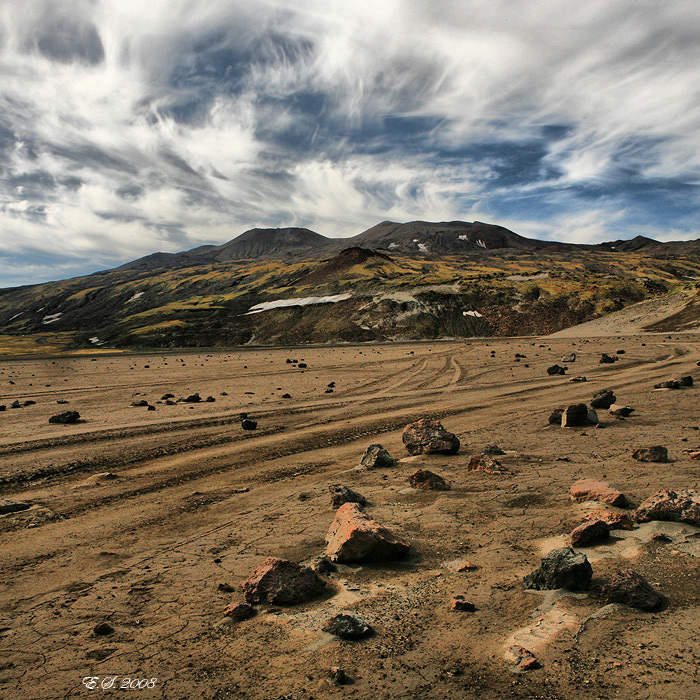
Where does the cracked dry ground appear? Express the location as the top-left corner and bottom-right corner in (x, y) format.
(1, 336), (700, 700)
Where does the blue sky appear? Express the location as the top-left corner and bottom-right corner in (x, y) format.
(1, 0), (699, 287)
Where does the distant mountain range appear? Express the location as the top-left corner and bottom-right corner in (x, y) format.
(117, 220), (698, 272)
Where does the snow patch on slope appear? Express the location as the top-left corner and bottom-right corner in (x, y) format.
(245, 294), (352, 315)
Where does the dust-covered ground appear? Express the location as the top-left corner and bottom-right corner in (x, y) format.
(1, 336), (700, 700)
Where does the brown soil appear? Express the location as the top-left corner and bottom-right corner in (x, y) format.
(1, 336), (700, 699)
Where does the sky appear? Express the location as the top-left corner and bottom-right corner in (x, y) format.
(1, 0), (700, 287)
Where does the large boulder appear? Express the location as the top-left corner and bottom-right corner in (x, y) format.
(325, 503), (410, 562)
(635, 489), (700, 526)
(562, 403), (598, 427)
(523, 547), (592, 591)
(402, 419), (459, 456)
(582, 509), (634, 530)
(570, 519), (610, 547)
(408, 469), (450, 490)
(591, 389), (616, 409)
(601, 569), (663, 611)
(632, 446), (668, 463)
(241, 557), (326, 606)
(359, 444), (396, 469)
(570, 479), (627, 508)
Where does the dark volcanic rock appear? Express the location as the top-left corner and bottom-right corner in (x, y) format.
(182, 393), (202, 403)
(483, 444), (505, 455)
(569, 376), (587, 383)
(679, 375), (693, 387)
(609, 404), (635, 418)
(402, 419), (459, 456)
(654, 380), (679, 389)
(329, 484), (367, 508)
(636, 489), (700, 526)
(449, 595), (476, 612)
(325, 502), (410, 562)
(591, 389), (616, 409)
(93, 622), (114, 636)
(409, 469), (450, 490)
(329, 667), (352, 685)
(548, 408), (564, 425)
(242, 557), (326, 606)
(570, 519), (610, 547)
(562, 403), (592, 427)
(130, 399), (149, 407)
(323, 613), (373, 640)
(547, 364), (567, 376)
(632, 446), (668, 463)
(241, 419), (257, 430)
(359, 444), (396, 469)
(599, 353), (617, 364)
(49, 411), (80, 424)
(523, 547), (592, 591)
(222, 602), (257, 621)
(601, 569), (663, 611)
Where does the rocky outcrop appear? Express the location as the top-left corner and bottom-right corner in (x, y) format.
(635, 489), (700, 526)
(241, 557), (326, 605)
(402, 419), (459, 456)
(570, 479), (627, 508)
(325, 503), (410, 562)
(601, 569), (663, 611)
(523, 547), (592, 591)
(467, 454), (512, 475)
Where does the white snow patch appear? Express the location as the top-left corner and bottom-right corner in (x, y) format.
(42, 312), (63, 324)
(412, 238), (419, 242)
(245, 293), (352, 315)
(127, 292), (145, 302)
(476, 239), (487, 249)
(8, 313), (22, 321)
(388, 242), (400, 249)
(418, 243), (429, 253)
(89, 336), (105, 345)
(458, 234), (469, 241)
(463, 310), (483, 318)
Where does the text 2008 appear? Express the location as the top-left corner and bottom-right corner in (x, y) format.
(82, 677), (158, 690)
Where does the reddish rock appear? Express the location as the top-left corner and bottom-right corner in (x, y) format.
(223, 602), (256, 621)
(570, 519), (610, 547)
(582, 509), (634, 530)
(601, 569), (664, 611)
(449, 595), (476, 612)
(325, 502), (410, 563)
(241, 557), (326, 605)
(467, 454), (512, 475)
(569, 479), (627, 508)
(635, 489), (700, 526)
(505, 644), (540, 671)
(409, 469), (450, 490)
(632, 446), (668, 463)
(402, 419), (460, 456)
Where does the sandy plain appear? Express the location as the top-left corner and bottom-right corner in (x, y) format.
(1, 334), (700, 700)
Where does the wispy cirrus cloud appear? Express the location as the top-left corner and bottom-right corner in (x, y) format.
(0, 0), (699, 286)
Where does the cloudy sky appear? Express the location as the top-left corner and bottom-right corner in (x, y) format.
(1, 1), (699, 287)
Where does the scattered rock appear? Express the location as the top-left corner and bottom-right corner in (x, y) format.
(599, 353), (617, 364)
(483, 444), (505, 455)
(218, 582), (235, 592)
(241, 557), (326, 606)
(359, 444), (396, 469)
(298, 363), (307, 369)
(679, 375), (693, 387)
(205, 396), (216, 402)
(467, 454), (512, 475)
(222, 602), (257, 621)
(329, 484), (367, 508)
(93, 622), (114, 636)
(281, 393), (292, 399)
(600, 569), (663, 611)
(409, 469), (450, 490)
(569, 376), (587, 383)
(449, 595), (476, 612)
(561, 403), (598, 427)
(636, 489), (700, 526)
(308, 556), (337, 575)
(241, 419), (258, 430)
(329, 667), (352, 685)
(654, 380), (680, 390)
(325, 502), (410, 562)
(505, 644), (540, 671)
(569, 479), (627, 507)
(0, 498), (31, 514)
(147, 405), (156, 411)
(547, 364), (567, 376)
(609, 404), (635, 418)
(582, 509), (634, 530)
(570, 519), (610, 547)
(56, 399), (69, 404)
(548, 408), (564, 425)
(632, 446), (668, 463)
(182, 393), (202, 403)
(130, 399), (149, 407)
(523, 547), (592, 591)
(161, 393), (175, 400)
(561, 353), (576, 363)
(323, 613), (373, 640)
(591, 389), (616, 409)
(48, 411), (80, 424)
(402, 419), (460, 456)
